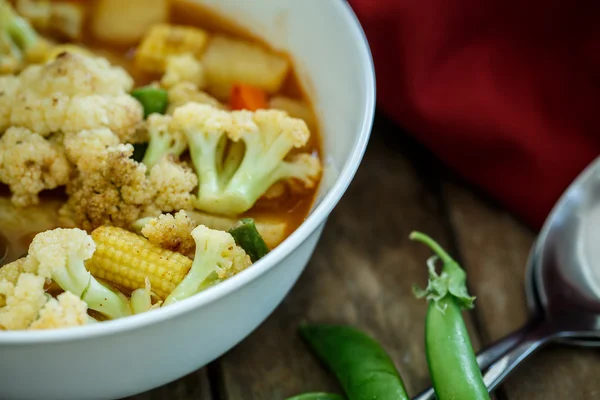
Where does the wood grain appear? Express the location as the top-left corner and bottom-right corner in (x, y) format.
(215, 125), (483, 399)
(124, 368), (213, 400)
(445, 183), (600, 399)
(122, 117), (600, 399)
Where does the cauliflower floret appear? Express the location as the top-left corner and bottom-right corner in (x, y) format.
(27, 227), (131, 319)
(147, 157), (198, 214)
(161, 52), (206, 89)
(140, 114), (187, 168)
(63, 128), (120, 174)
(10, 52), (143, 140)
(62, 142), (197, 231)
(141, 210), (196, 255)
(28, 291), (88, 330)
(0, 268), (88, 330)
(62, 144), (153, 231)
(130, 277), (162, 315)
(0, 127), (71, 207)
(166, 81), (224, 114)
(16, 0), (85, 41)
(0, 273), (47, 330)
(0, 75), (19, 132)
(0, 257), (36, 286)
(0, 0), (48, 75)
(164, 224), (251, 306)
(172, 103), (322, 215)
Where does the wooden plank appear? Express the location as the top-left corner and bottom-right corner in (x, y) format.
(215, 120), (484, 399)
(445, 183), (600, 399)
(123, 368), (213, 400)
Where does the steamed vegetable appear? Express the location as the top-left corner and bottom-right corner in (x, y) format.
(139, 210), (197, 256)
(230, 83), (268, 111)
(172, 102), (322, 215)
(131, 86), (169, 118)
(86, 226), (192, 300)
(166, 82), (225, 113)
(228, 218), (269, 262)
(130, 278), (161, 314)
(91, 0), (168, 45)
(163, 224), (251, 305)
(26, 228), (132, 320)
(16, 0), (85, 41)
(141, 114), (187, 168)
(202, 35), (290, 99)
(0, 0), (45, 74)
(135, 23), (209, 74)
(185, 210), (289, 249)
(161, 52), (206, 89)
(0, 127), (71, 208)
(61, 139), (197, 232)
(0, 272), (88, 330)
(411, 232), (490, 400)
(8, 52), (143, 140)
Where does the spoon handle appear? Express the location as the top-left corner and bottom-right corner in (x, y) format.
(482, 321), (554, 392)
(412, 321), (536, 400)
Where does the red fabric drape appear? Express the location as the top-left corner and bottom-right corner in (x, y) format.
(349, 0), (600, 228)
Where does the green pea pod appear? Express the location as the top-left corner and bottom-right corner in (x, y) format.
(131, 86), (168, 118)
(299, 324), (409, 400)
(286, 393), (344, 400)
(410, 231), (490, 400)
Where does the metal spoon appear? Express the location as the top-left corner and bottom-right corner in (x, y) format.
(481, 156), (600, 391)
(413, 159), (600, 400)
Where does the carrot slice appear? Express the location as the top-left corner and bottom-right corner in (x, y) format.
(229, 83), (268, 111)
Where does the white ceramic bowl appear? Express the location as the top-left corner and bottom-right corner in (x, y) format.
(0, 1), (375, 399)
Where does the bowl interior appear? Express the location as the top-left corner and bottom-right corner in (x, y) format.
(0, 0), (375, 342)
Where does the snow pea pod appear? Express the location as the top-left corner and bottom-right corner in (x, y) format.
(299, 324), (409, 400)
(411, 231), (490, 400)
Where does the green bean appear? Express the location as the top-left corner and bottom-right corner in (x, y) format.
(299, 324), (409, 400)
(410, 231), (490, 400)
(131, 86), (168, 118)
(286, 393), (344, 400)
(228, 218), (269, 262)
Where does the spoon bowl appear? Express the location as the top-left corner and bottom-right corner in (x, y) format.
(481, 157), (600, 391)
(413, 158), (600, 400)
(525, 240), (600, 347)
(534, 159), (600, 317)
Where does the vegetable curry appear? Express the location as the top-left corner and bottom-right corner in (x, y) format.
(0, 0), (322, 258)
(0, 0), (322, 330)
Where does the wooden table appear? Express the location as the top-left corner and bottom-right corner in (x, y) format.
(127, 113), (600, 400)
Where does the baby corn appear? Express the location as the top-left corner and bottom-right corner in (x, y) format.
(86, 226), (192, 299)
(135, 23), (209, 73)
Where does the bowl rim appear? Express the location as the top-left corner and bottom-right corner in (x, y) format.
(0, 0), (376, 344)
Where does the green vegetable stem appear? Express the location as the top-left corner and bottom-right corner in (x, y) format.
(410, 231), (490, 400)
(228, 218), (269, 262)
(131, 86), (169, 118)
(299, 324), (410, 400)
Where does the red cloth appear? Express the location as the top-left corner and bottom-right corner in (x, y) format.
(348, 0), (600, 229)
